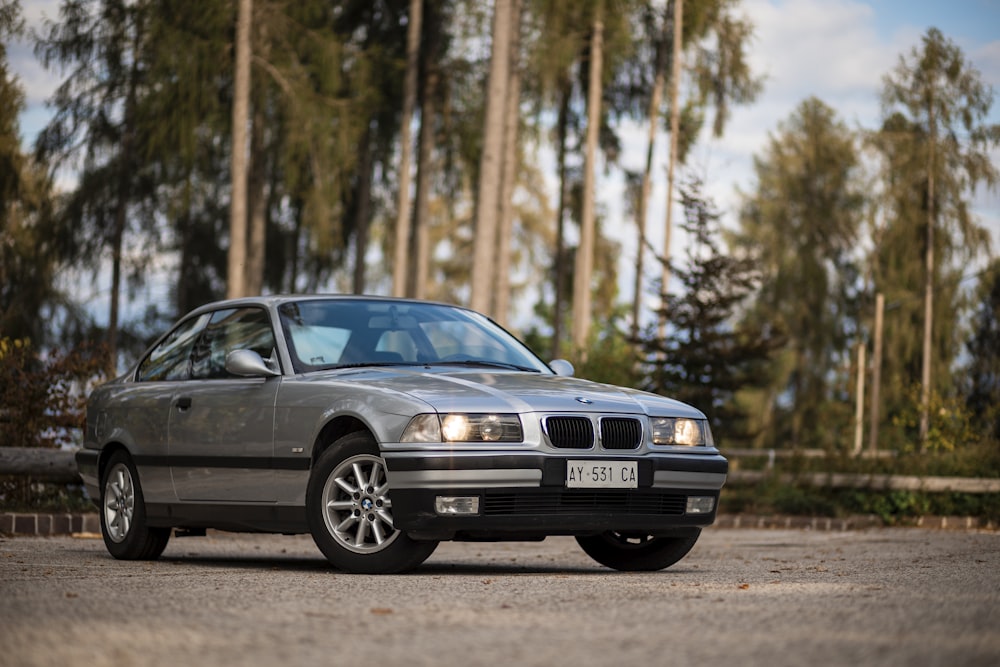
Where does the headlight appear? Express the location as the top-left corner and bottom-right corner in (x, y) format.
(650, 417), (707, 446)
(401, 413), (523, 443)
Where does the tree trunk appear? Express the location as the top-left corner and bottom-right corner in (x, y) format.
(411, 85), (435, 299)
(919, 93), (935, 446)
(631, 9), (669, 341)
(351, 124), (373, 294)
(109, 9), (144, 376)
(868, 292), (884, 452)
(227, 0), (252, 299)
(470, 0), (513, 315)
(658, 0), (683, 341)
(493, 0), (523, 327)
(412, 3), (441, 300)
(245, 102), (267, 295)
(176, 172), (194, 315)
(551, 81), (571, 360)
(571, 7), (603, 358)
(391, 0), (422, 298)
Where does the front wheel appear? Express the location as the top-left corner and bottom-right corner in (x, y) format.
(100, 450), (171, 560)
(306, 433), (438, 573)
(576, 530), (700, 571)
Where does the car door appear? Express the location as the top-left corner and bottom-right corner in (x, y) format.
(123, 312), (213, 504)
(167, 306), (280, 502)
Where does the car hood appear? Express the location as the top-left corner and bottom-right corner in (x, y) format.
(305, 367), (705, 418)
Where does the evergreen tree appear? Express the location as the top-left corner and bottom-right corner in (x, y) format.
(871, 28), (1000, 445)
(734, 97), (864, 449)
(641, 179), (780, 442)
(35, 0), (160, 371)
(965, 261), (1000, 442)
(0, 0), (61, 343)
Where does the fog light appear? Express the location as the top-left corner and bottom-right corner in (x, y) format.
(686, 496), (715, 515)
(435, 496), (481, 515)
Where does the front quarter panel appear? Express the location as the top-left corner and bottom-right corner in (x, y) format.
(271, 376), (434, 503)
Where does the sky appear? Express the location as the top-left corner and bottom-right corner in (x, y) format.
(6, 0), (1000, 334)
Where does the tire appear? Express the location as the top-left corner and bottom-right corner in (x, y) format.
(100, 450), (171, 560)
(306, 432), (438, 574)
(576, 530), (701, 572)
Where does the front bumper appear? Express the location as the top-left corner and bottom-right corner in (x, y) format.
(382, 450), (727, 540)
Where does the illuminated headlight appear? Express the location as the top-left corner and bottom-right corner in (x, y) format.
(401, 413), (523, 443)
(650, 417), (707, 446)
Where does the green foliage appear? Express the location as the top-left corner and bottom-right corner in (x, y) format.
(965, 260), (1000, 441)
(721, 482), (1000, 525)
(734, 97), (864, 449)
(870, 28), (999, 437)
(888, 383), (978, 454)
(0, 1), (64, 344)
(574, 318), (641, 388)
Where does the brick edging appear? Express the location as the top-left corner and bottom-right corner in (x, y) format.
(1, 512), (996, 537)
(713, 513), (998, 531)
(0, 512), (101, 536)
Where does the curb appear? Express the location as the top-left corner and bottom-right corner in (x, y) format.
(1, 512), (996, 537)
(713, 513), (998, 531)
(0, 512), (101, 536)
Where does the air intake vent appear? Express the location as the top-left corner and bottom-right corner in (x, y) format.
(482, 491), (687, 516)
(544, 416), (594, 449)
(600, 417), (642, 449)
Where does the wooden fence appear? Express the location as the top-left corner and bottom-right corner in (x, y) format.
(3, 446), (999, 493)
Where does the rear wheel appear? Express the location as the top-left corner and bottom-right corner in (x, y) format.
(576, 530), (700, 571)
(100, 450), (170, 560)
(306, 432), (437, 573)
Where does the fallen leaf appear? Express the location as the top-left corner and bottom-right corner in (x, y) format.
(738, 583), (750, 590)
(370, 608), (393, 615)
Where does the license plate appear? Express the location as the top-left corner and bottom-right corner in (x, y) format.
(566, 461), (638, 488)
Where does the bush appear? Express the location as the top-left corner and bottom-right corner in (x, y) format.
(0, 338), (106, 509)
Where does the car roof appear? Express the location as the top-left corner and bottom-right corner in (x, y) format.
(185, 294), (474, 318)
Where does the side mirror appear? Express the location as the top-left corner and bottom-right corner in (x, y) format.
(549, 359), (575, 377)
(226, 349), (281, 378)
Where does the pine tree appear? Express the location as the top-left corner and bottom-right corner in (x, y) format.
(641, 179), (781, 441)
(873, 28), (1000, 445)
(964, 261), (1000, 442)
(0, 0), (59, 342)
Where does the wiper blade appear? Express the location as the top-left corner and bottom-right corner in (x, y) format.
(431, 360), (541, 373)
(332, 361), (426, 370)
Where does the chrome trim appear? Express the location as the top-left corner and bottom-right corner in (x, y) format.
(388, 469), (542, 489)
(652, 470), (727, 490)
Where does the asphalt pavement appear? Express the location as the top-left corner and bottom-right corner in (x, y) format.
(1, 527), (997, 667)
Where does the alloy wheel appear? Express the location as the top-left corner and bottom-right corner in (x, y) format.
(321, 454), (399, 554)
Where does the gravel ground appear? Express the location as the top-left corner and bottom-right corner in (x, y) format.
(1, 527), (997, 667)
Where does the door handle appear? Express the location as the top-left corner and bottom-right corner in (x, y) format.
(175, 396), (193, 411)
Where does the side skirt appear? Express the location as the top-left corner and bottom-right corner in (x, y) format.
(145, 502), (309, 534)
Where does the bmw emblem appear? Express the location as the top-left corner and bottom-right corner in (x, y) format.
(575, 397), (593, 404)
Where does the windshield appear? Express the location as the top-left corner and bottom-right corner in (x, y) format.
(277, 299), (551, 374)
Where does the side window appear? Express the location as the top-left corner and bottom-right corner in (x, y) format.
(190, 307), (277, 380)
(136, 314), (211, 382)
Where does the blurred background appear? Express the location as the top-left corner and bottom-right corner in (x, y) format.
(2, 0), (999, 518)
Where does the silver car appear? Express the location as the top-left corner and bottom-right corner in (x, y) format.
(77, 296), (727, 573)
